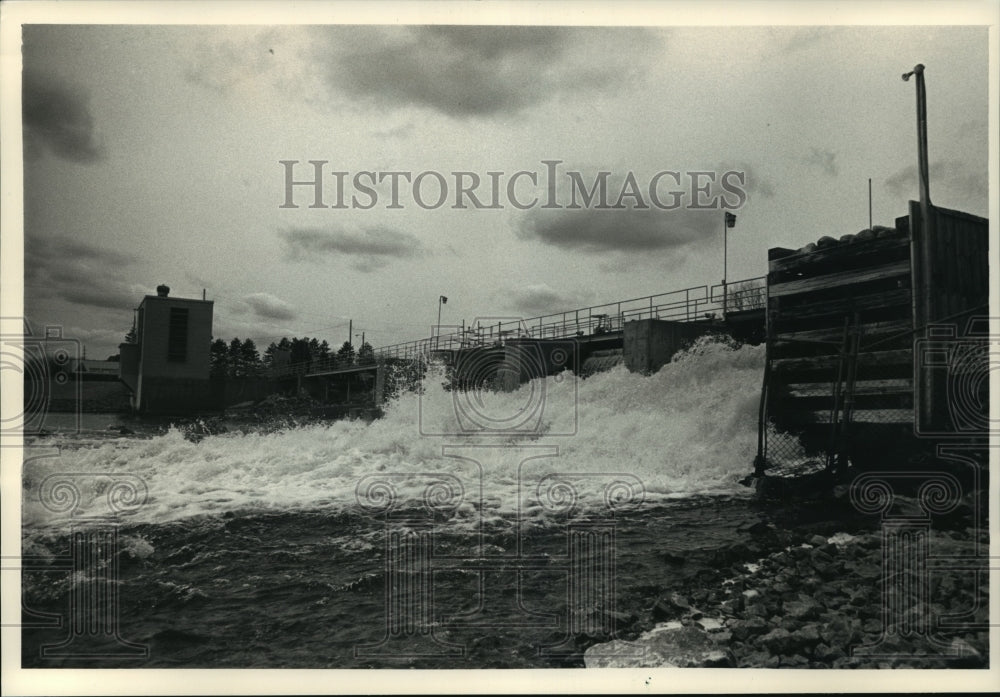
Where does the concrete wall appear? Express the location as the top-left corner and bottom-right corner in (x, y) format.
(497, 339), (578, 390)
(623, 319), (714, 374)
(118, 342), (140, 393)
(132, 294), (213, 413)
(138, 377), (213, 415)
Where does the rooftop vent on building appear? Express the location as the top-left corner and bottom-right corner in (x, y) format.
(156, 284), (170, 297)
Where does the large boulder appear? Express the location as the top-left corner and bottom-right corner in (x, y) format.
(584, 625), (733, 668)
(783, 594), (822, 621)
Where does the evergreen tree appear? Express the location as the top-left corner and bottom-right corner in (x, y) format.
(336, 340), (355, 366)
(228, 338), (244, 376)
(263, 341), (279, 367)
(357, 341), (375, 365)
(289, 337), (312, 367)
(263, 338), (294, 370)
(240, 338), (262, 377)
(210, 338), (230, 378)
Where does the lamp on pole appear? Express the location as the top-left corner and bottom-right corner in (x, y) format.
(723, 212), (736, 316)
(902, 64), (931, 210)
(436, 295), (448, 350)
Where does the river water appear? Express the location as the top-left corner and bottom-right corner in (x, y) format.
(21, 338), (814, 668)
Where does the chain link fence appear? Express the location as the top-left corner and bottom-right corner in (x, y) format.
(756, 318), (919, 477)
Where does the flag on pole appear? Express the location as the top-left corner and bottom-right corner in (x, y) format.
(725, 212), (737, 228)
(440, 295), (448, 304)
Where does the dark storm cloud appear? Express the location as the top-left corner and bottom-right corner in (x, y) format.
(805, 148), (838, 177)
(314, 25), (660, 117)
(26, 237), (138, 311)
(22, 70), (104, 163)
(884, 159), (988, 207)
(521, 206), (709, 254)
(279, 225), (425, 272)
(244, 293), (297, 322)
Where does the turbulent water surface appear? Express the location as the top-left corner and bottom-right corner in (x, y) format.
(21, 339), (804, 667)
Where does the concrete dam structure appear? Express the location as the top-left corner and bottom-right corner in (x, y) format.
(269, 278), (770, 417)
(111, 277), (766, 415)
(366, 278), (767, 397)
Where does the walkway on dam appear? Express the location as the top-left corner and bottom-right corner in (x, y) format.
(373, 276), (766, 362)
(266, 275), (765, 379)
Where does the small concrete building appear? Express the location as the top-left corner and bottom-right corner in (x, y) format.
(119, 284), (214, 414)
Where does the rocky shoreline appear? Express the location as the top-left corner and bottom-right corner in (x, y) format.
(586, 502), (989, 669)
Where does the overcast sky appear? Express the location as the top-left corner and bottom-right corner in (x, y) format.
(17, 19), (991, 359)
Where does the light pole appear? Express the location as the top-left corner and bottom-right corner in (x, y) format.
(903, 63), (935, 430)
(436, 295), (447, 350)
(723, 212), (736, 316)
(355, 332), (366, 363)
(902, 64), (931, 209)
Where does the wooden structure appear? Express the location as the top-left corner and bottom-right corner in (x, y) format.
(758, 203), (989, 473)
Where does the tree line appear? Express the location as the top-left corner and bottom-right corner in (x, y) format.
(210, 336), (375, 379)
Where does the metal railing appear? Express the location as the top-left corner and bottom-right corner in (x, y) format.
(266, 277), (766, 374)
(373, 276), (766, 362)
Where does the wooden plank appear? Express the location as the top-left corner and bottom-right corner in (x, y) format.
(941, 216), (960, 318)
(794, 408), (914, 425)
(785, 378), (912, 398)
(948, 211), (990, 312)
(768, 287), (911, 323)
(934, 205), (988, 226)
(768, 236), (910, 275)
(768, 247), (798, 261)
(963, 229), (984, 301)
(769, 260), (910, 298)
(909, 200), (934, 431)
(774, 319), (910, 347)
(771, 349), (912, 372)
(894, 214), (910, 236)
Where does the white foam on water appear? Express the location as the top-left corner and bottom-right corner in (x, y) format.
(22, 336), (768, 532)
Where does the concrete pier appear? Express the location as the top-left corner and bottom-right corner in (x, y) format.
(623, 319), (717, 374)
